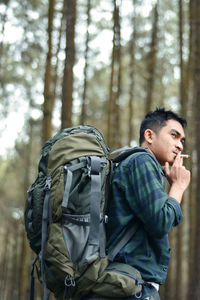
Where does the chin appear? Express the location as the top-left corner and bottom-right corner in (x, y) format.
(169, 157), (176, 165)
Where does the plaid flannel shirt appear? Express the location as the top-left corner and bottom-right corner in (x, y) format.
(106, 149), (182, 297)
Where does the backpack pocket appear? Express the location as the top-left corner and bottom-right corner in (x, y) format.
(24, 173), (47, 254)
(73, 259), (143, 299)
(45, 222), (75, 280)
(92, 261), (143, 297)
(62, 213), (99, 265)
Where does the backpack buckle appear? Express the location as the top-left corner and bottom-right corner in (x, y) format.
(87, 156), (101, 176)
(64, 274), (75, 287)
(45, 176), (52, 190)
(104, 215), (109, 223)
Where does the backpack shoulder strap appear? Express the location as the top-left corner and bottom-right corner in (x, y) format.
(41, 176), (52, 300)
(111, 147), (148, 164)
(108, 222), (140, 262)
(107, 147), (148, 262)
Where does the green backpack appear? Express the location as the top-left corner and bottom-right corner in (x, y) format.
(24, 125), (145, 300)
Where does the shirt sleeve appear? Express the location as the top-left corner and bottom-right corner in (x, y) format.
(119, 153), (183, 238)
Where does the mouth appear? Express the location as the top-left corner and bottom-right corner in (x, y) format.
(173, 152), (179, 157)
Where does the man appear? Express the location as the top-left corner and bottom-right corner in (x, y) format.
(105, 107), (191, 299)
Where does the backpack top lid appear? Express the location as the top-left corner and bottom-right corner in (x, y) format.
(38, 125), (110, 175)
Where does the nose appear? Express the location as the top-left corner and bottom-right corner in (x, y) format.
(176, 140), (183, 152)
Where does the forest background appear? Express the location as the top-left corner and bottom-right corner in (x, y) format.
(1, 0), (200, 299)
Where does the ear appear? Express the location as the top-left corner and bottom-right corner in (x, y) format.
(144, 129), (154, 145)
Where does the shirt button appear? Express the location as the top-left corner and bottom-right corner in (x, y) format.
(163, 267), (167, 272)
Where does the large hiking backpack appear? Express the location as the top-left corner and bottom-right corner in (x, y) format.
(24, 125), (146, 300)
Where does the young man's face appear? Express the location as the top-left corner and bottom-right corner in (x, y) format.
(146, 119), (185, 166)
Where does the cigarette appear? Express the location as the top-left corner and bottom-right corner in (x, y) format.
(180, 154), (190, 158)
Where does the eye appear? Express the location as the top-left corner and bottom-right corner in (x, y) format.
(171, 133), (176, 138)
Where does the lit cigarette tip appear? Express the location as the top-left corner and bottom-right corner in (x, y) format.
(180, 154), (190, 158)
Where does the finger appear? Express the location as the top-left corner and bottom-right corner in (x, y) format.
(179, 153), (183, 166)
(173, 153), (183, 166)
(164, 162), (170, 176)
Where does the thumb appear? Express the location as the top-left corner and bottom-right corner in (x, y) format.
(164, 162), (170, 177)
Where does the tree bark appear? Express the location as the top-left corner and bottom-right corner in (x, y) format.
(107, 0), (121, 149)
(0, 225), (10, 299)
(128, 0), (137, 146)
(164, 227), (178, 300)
(186, 0), (196, 297)
(53, 0), (66, 111)
(0, 0), (10, 92)
(175, 1), (189, 299)
(192, 1), (200, 299)
(18, 109), (35, 300)
(43, 0), (55, 143)
(80, 0), (91, 125)
(61, 0), (77, 129)
(145, 2), (158, 114)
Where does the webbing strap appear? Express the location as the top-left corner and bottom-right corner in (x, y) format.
(61, 168), (73, 209)
(99, 219), (106, 257)
(41, 176), (52, 300)
(30, 257), (38, 300)
(62, 214), (90, 226)
(154, 292), (160, 300)
(61, 161), (87, 210)
(108, 222), (140, 262)
(30, 272), (35, 300)
(88, 156), (102, 246)
(151, 288), (160, 300)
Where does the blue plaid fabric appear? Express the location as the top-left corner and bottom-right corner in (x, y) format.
(106, 149), (182, 298)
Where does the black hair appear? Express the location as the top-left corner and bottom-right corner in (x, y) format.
(139, 107), (187, 145)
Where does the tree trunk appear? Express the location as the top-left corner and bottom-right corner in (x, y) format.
(107, 0), (121, 150)
(9, 221), (20, 299)
(145, 2), (158, 114)
(53, 0), (66, 108)
(128, 0), (137, 146)
(164, 228), (178, 300)
(80, 0), (91, 125)
(61, 0), (77, 129)
(43, 0), (55, 143)
(0, 0), (10, 92)
(0, 225), (10, 300)
(186, 1), (196, 298)
(175, 1), (189, 299)
(192, 1), (200, 299)
(18, 233), (31, 300)
(18, 111), (35, 300)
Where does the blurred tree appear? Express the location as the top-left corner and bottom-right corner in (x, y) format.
(128, 0), (137, 146)
(43, 0), (56, 143)
(145, 1), (159, 114)
(18, 114), (36, 300)
(80, 0), (91, 124)
(186, 0), (199, 299)
(192, 0), (200, 298)
(187, 2), (196, 298)
(0, 224), (10, 299)
(61, 0), (77, 129)
(107, 0), (122, 149)
(175, 1), (192, 299)
(0, 0), (10, 82)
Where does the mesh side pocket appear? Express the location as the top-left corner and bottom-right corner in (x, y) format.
(62, 214), (99, 265)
